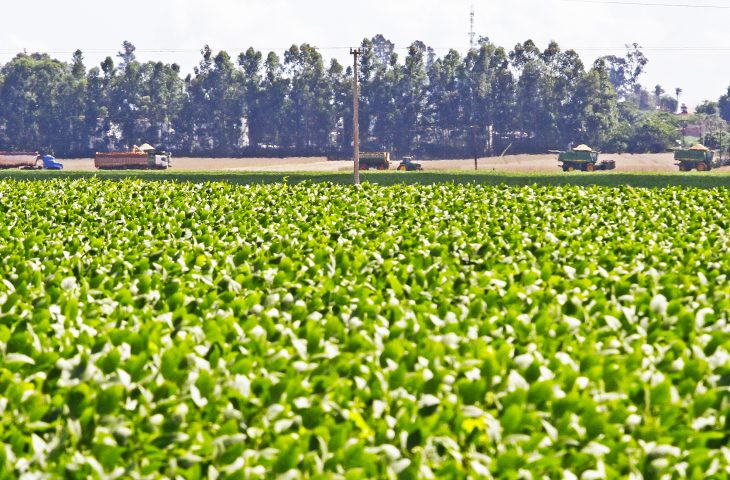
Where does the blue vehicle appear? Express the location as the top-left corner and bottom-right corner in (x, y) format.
(0, 152), (64, 170)
(38, 154), (64, 170)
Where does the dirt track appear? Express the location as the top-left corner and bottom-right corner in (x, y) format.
(60, 153), (730, 173)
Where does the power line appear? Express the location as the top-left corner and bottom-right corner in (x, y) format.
(561, 0), (730, 8)
(3, 44), (730, 60)
(3, 45), (730, 55)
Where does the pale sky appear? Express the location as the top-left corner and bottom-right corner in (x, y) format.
(2, 0), (729, 107)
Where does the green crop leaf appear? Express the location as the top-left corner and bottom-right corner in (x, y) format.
(96, 385), (125, 415)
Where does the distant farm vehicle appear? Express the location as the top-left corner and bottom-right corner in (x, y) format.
(358, 152), (390, 170)
(0, 152), (63, 170)
(674, 144), (725, 171)
(397, 156), (423, 171)
(555, 144), (616, 172)
(95, 144), (171, 170)
(38, 155), (64, 170)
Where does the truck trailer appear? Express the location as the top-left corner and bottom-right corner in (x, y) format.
(556, 145), (616, 172)
(674, 144), (718, 171)
(95, 145), (171, 170)
(358, 152), (391, 170)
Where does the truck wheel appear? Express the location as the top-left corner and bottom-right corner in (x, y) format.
(586, 163), (595, 172)
(696, 163), (707, 172)
(398, 165), (406, 171)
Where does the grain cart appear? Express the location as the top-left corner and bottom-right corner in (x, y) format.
(0, 152), (63, 170)
(556, 144), (616, 172)
(358, 152), (391, 170)
(674, 144), (717, 171)
(95, 144), (171, 170)
(397, 156), (423, 171)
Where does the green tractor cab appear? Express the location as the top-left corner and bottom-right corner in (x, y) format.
(397, 156), (423, 171)
(674, 144), (715, 171)
(556, 145), (616, 172)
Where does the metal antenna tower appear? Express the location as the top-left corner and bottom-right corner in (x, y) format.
(469, 4), (475, 48)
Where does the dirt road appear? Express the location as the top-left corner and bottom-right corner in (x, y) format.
(60, 153), (730, 173)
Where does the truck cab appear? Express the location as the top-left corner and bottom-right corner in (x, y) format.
(152, 152), (172, 169)
(37, 154), (64, 170)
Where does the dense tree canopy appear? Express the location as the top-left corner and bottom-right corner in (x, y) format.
(0, 38), (725, 157)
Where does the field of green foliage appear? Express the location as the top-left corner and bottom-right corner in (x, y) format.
(1, 179), (729, 479)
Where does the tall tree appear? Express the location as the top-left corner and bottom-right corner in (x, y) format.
(718, 86), (730, 122)
(598, 43), (648, 98)
(576, 59), (619, 148)
(238, 48), (264, 148)
(260, 52), (289, 148)
(328, 59), (352, 151)
(426, 49), (464, 151)
(117, 41), (137, 71)
(393, 41), (428, 155)
(282, 44), (334, 150)
(654, 85), (664, 110)
(56, 51), (88, 155)
(71, 49), (86, 79)
(674, 87), (682, 113)
(0, 53), (68, 152)
(361, 35), (400, 152)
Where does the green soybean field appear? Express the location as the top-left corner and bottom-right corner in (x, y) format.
(1, 178), (729, 479)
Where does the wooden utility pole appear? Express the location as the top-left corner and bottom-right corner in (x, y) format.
(471, 125), (478, 171)
(351, 48), (365, 185)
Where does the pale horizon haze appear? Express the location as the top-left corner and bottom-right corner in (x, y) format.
(2, 0), (729, 108)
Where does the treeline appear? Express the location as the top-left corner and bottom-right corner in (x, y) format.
(0, 36), (728, 158)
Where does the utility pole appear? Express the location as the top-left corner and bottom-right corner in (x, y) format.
(351, 47), (365, 185)
(471, 125), (478, 170)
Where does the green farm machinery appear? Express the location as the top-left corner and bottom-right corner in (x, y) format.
(358, 152), (391, 170)
(674, 144), (726, 171)
(555, 145), (616, 172)
(397, 156), (423, 171)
